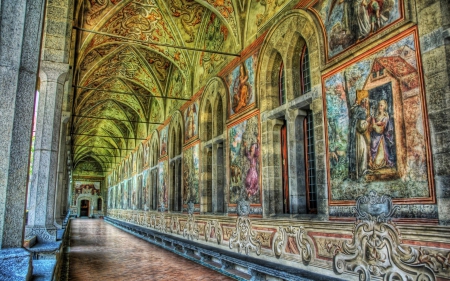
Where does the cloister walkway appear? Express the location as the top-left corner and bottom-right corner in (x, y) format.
(63, 219), (233, 281)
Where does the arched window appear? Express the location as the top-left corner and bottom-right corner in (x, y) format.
(279, 61), (286, 105)
(300, 45), (311, 94)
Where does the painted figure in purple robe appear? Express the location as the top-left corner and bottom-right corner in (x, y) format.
(369, 99), (395, 169)
(243, 141), (260, 198)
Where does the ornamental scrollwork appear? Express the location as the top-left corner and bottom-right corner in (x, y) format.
(273, 225), (312, 265)
(170, 216), (180, 234)
(155, 213), (166, 233)
(205, 220), (222, 244)
(333, 191), (436, 281)
(229, 217), (261, 256)
(183, 214), (199, 240)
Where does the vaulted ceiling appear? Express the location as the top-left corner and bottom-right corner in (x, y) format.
(71, 0), (293, 175)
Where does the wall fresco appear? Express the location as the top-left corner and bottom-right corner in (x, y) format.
(160, 126), (169, 156)
(228, 114), (260, 204)
(183, 144), (200, 204)
(313, 0), (402, 59)
(227, 53), (258, 116)
(184, 102), (199, 142)
(159, 161), (168, 208)
(142, 169), (150, 210)
(195, 13), (231, 91)
(324, 32), (430, 202)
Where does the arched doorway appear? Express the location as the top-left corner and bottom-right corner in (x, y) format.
(80, 200), (89, 217)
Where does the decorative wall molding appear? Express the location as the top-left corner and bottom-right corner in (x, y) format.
(229, 217), (261, 255)
(333, 191), (436, 280)
(273, 225), (312, 265)
(183, 214), (199, 240)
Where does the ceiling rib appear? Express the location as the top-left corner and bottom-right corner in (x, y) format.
(73, 115), (162, 125)
(73, 145), (134, 150)
(73, 85), (191, 101)
(73, 26), (241, 57)
(72, 133), (147, 140)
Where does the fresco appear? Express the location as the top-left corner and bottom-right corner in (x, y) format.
(195, 13), (230, 91)
(144, 143), (150, 168)
(324, 31), (430, 202)
(158, 161), (168, 209)
(168, 0), (205, 44)
(117, 183), (122, 209)
(227, 53), (258, 116)
(72, 181), (101, 206)
(184, 102), (198, 142)
(122, 181), (128, 209)
(313, 0), (402, 59)
(131, 175), (139, 209)
(142, 169), (150, 210)
(183, 144), (200, 204)
(160, 126), (168, 156)
(228, 114), (260, 204)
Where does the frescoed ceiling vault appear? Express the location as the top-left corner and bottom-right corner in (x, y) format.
(72, 0), (255, 175)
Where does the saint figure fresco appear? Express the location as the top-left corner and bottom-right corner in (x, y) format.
(324, 31), (430, 201)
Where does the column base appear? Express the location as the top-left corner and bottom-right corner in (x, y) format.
(0, 248), (32, 281)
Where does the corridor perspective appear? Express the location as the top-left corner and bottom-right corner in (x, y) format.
(63, 219), (233, 281)
(1, 0), (450, 280)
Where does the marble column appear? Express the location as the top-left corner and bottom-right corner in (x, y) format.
(0, 0), (46, 279)
(26, 61), (69, 242)
(54, 111), (70, 228)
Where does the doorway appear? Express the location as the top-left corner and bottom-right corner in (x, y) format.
(80, 200), (89, 217)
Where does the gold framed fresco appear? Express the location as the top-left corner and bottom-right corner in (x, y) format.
(227, 52), (259, 119)
(182, 141), (200, 206)
(323, 27), (434, 205)
(227, 111), (262, 206)
(311, 0), (405, 61)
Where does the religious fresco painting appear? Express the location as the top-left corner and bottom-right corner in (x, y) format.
(158, 161), (168, 208)
(142, 169), (150, 210)
(324, 30), (431, 202)
(227, 53), (258, 116)
(122, 180), (128, 209)
(117, 183), (122, 209)
(183, 144), (200, 204)
(228, 114), (261, 204)
(131, 175), (139, 210)
(313, 0), (402, 59)
(184, 101), (199, 142)
(160, 126), (168, 156)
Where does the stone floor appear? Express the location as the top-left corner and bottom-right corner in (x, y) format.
(64, 219), (234, 281)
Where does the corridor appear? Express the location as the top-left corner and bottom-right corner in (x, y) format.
(63, 219), (234, 281)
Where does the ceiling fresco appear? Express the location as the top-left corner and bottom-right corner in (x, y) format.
(72, 0), (269, 176)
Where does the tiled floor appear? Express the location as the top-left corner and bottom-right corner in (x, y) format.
(65, 219), (233, 281)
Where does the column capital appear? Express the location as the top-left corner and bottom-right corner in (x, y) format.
(39, 61), (69, 83)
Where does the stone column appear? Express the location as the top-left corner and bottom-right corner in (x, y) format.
(54, 111), (70, 228)
(26, 61), (68, 242)
(0, 0), (46, 278)
(286, 109), (307, 214)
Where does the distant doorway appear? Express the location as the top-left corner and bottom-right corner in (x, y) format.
(80, 200), (89, 217)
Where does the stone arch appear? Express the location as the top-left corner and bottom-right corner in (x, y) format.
(257, 11), (327, 217)
(257, 10), (324, 112)
(168, 111), (183, 212)
(199, 77), (228, 214)
(76, 195), (94, 218)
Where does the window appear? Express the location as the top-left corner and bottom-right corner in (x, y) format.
(304, 111), (317, 213)
(300, 45), (311, 94)
(279, 61), (286, 105)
